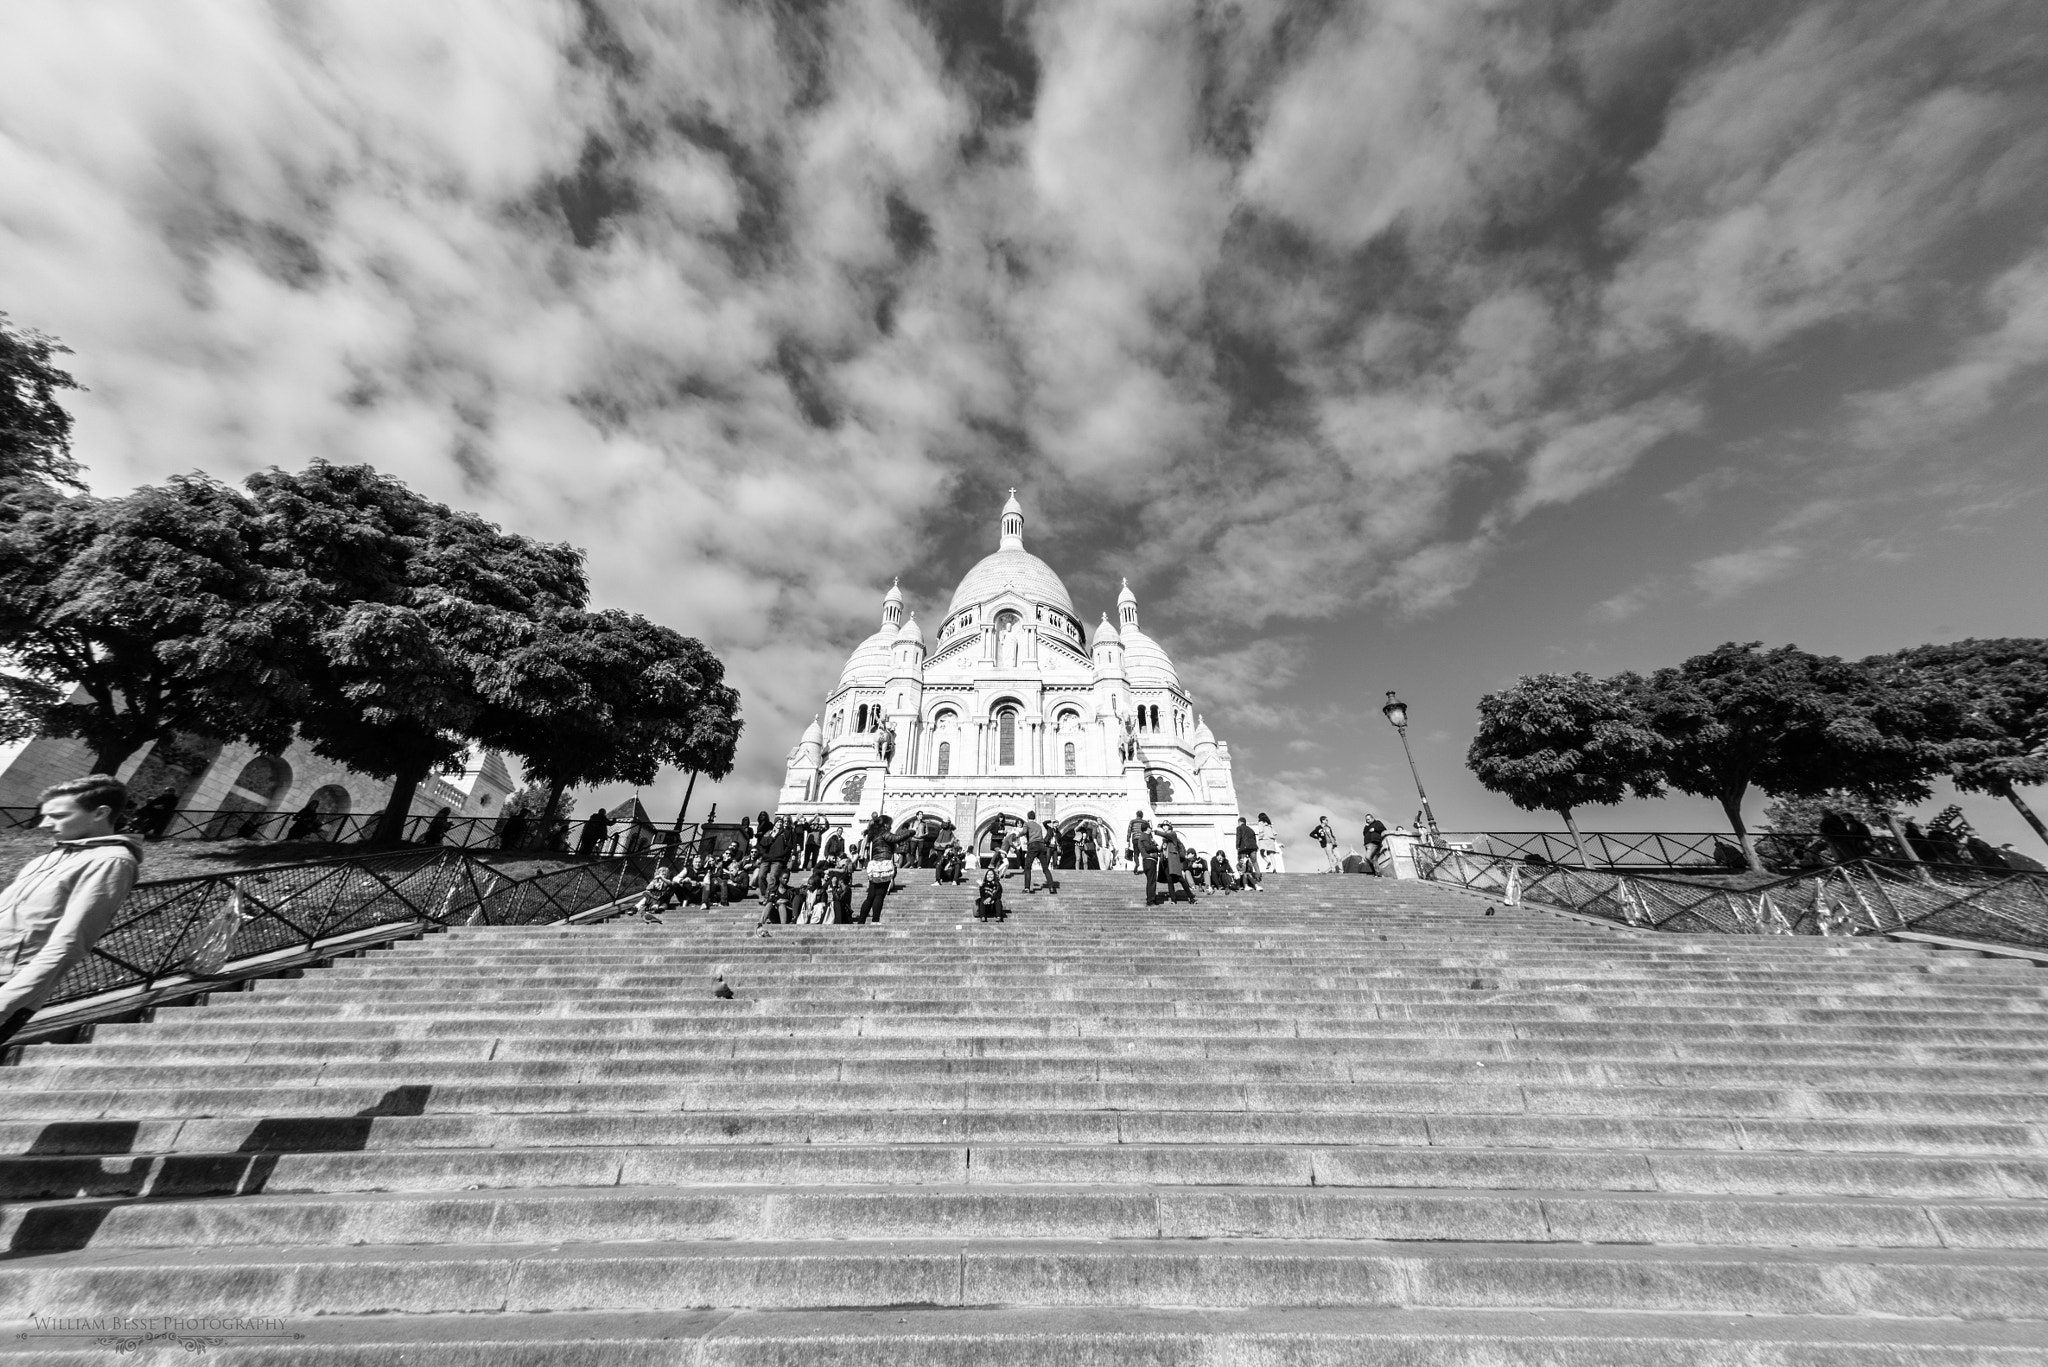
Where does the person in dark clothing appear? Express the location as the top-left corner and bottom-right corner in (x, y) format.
(800, 818), (822, 871)
(284, 799), (323, 842)
(857, 840), (896, 924)
(1966, 836), (2010, 869)
(915, 821), (937, 870)
(1135, 821), (1161, 904)
(1022, 811), (1059, 894)
(822, 826), (847, 863)
(577, 809), (610, 857)
(421, 807), (453, 846)
(757, 817), (797, 920)
(974, 861), (1013, 921)
(1359, 814), (1387, 875)
(1234, 816), (1262, 890)
(1158, 824), (1197, 902)
(1210, 850), (1237, 892)
(132, 790), (180, 841)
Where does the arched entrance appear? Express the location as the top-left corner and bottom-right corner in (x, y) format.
(1056, 813), (1116, 869)
(207, 755), (293, 840)
(891, 809), (951, 867)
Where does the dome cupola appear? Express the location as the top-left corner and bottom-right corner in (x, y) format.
(944, 492), (1076, 617)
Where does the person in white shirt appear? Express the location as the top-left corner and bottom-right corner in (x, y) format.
(0, 776), (143, 1046)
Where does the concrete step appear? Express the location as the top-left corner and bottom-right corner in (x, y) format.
(7, 1184), (2047, 1254)
(4, 1237), (2044, 1317)
(4, 1143), (2044, 1202)
(14, 1306), (2042, 1366)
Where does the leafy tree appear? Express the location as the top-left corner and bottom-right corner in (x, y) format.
(246, 462), (585, 843)
(1881, 638), (2048, 849)
(0, 314), (84, 489)
(473, 607), (741, 827)
(1466, 671), (1665, 867)
(0, 475), (304, 772)
(1637, 642), (1956, 871)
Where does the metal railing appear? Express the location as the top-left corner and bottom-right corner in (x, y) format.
(1435, 829), (2032, 876)
(32, 846), (661, 1017)
(0, 805), (740, 856)
(1415, 843), (2048, 952)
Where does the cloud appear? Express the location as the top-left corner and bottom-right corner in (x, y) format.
(1690, 543), (1804, 602)
(1844, 239), (2048, 451)
(3, 0), (2044, 822)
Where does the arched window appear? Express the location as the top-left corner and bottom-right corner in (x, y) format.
(937, 742), (951, 777)
(997, 707), (1017, 766)
(1063, 742), (1076, 776)
(1150, 704), (1161, 731)
(856, 704), (867, 732)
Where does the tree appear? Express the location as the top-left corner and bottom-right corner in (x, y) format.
(1637, 642), (1954, 871)
(0, 314), (84, 489)
(472, 607), (741, 827)
(246, 462), (586, 843)
(1466, 672), (1665, 867)
(1882, 638), (2048, 849)
(0, 475), (304, 772)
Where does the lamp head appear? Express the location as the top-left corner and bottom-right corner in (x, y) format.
(1381, 691), (1408, 729)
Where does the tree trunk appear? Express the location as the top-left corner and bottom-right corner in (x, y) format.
(1559, 809), (1591, 869)
(90, 739), (141, 776)
(540, 779), (568, 829)
(1885, 811), (1933, 884)
(2002, 784), (2048, 849)
(1719, 791), (1762, 872)
(372, 760), (430, 846)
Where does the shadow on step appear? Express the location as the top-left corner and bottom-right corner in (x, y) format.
(3, 1084), (431, 1258)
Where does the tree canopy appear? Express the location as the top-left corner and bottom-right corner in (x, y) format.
(1635, 642), (1958, 869)
(0, 314), (84, 489)
(1881, 638), (2048, 843)
(0, 475), (304, 772)
(1466, 671), (1664, 866)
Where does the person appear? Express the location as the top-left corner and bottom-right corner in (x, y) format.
(1188, 851), (1208, 891)
(421, 807), (454, 846)
(974, 860), (1014, 921)
(800, 817), (823, 871)
(676, 855), (708, 909)
(915, 820), (937, 871)
(1359, 813), (1387, 875)
(285, 798), (324, 842)
(1256, 813), (1284, 873)
(933, 835), (965, 885)
(132, 789), (179, 841)
(1126, 811), (1148, 877)
(1234, 816), (1262, 890)
(756, 816), (798, 924)
(856, 839), (896, 924)
(0, 776), (144, 1047)
(826, 855), (855, 923)
(1078, 823), (1098, 871)
(1311, 815), (1340, 873)
(1022, 810), (1059, 894)
(1134, 819), (1161, 905)
(1966, 835), (2010, 869)
(1210, 849), (1238, 893)
(577, 808), (611, 857)
(1157, 823), (1196, 903)
(638, 862), (676, 924)
(822, 824), (846, 865)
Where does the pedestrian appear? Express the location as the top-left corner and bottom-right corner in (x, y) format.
(1255, 813), (1284, 873)
(132, 789), (179, 841)
(576, 808), (610, 857)
(285, 798), (324, 842)
(1022, 810), (1059, 894)
(1135, 819), (1162, 905)
(1234, 815), (1262, 890)
(0, 776), (144, 1047)
(801, 817), (822, 871)
(857, 839), (896, 924)
(1359, 813), (1387, 875)
(1078, 823), (1098, 871)
(756, 816), (797, 924)
(1210, 849), (1238, 892)
(1126, 810), (1148, 876)
(1158, 823), (1196, 902)
(421, 807), (454, 846)
(1311, 815), (1340, 873)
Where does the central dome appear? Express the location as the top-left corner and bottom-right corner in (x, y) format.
(945, 547), (1075, 617)
(943, 489), (1075, 617)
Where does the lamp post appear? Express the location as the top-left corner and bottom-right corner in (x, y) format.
(1381, 691), (1441, 841)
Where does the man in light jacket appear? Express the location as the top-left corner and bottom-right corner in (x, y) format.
(0, 775), (143, 1046)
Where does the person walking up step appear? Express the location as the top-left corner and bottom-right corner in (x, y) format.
(1022, 810), (1059, 894)
(856, 839), (897, 924)
(0, 776), (143, 1047)
(1359, 813), (1388, 876)
(1234, 815), (1263, 891)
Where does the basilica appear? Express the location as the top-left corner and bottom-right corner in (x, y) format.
(777, 493), (1241, 857)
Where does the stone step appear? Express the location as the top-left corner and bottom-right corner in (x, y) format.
(5, 1109), (2038, 1159)
(4, 1143), (2043, 1202)
(4, 1237), (2044, 1318)
(11, 1306), (2041, 1366)
(13, 1050), (2044, 1093)
(7, 1184), (2046, 1254)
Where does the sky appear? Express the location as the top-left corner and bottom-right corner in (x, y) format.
(3, 0), (2046, 850)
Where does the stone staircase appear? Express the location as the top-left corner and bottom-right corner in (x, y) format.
(2, 869), (2046, 1364)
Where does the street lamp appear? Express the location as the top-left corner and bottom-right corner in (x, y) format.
(1381, 691), (1441, 841)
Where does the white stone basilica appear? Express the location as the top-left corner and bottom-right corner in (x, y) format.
(777, 493), (1242, 856)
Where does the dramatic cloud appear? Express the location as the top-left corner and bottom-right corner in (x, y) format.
(3, 0), (2043, 823)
